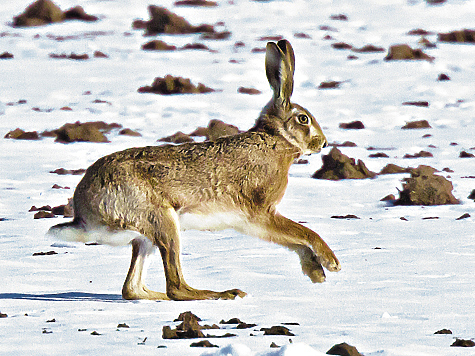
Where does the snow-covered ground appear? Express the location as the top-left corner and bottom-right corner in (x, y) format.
(1, 0), (474, 355)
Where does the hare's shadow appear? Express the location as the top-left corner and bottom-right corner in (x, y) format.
(0, 292), (124, 302)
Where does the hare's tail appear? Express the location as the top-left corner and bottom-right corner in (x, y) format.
(47, 218), (88, 242)
(47, 218), (142, 246)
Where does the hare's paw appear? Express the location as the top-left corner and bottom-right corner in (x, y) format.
(216, 288), (247, 300)
(316, 248), (341, 272)
(301, 260), (326, 283)
(167, 286), (246, 301)
(322, 254), (341, 272)
(122, 286), (170, 301)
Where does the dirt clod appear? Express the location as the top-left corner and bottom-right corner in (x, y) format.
(402, 101), (430, 107)
(33, 251), (57, 256)
(438, 30), (475, 44)
(50, 168), (85, 175)
(34, 211), (55, 219)
(460, 151), (475, 158)
(395, 165), (459, 205)
(238, 87), (262, 95)
(0, 52), (14, 59)
(384, 44), (434, 61)
(327, 342), (362, 356)
(312, 147), (376, 180)
(339, 121), (365, 129)
(190, 340), (218, 347)
(175, 0), (218, 7)
(401, 120), (431, 129)
(352, 44), (385, 53)
(4, 128), (40, 140)
(13, 0), (97, 27)
(379, 164), (413, 175)
(331, 215), (360, 219)
(260, 326), (294, 336)
(158, 131), (194, 144)
(44, 121), (121, 143)
(207, 119), (240, 141)
(451, 338), (475, 347)
(135, 6), (216, 36)
(138, 75), (215, 95)
(403, 151), (433, 159)
(142, 40), (177, 51)
(119, 128), (141, 137)
(319, 80), (342, 89)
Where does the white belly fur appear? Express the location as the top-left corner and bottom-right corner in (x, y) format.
(50, 211), (251, 247)
(178, 211), (249, 232)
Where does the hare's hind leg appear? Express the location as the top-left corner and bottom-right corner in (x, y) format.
(153, 207), (246, 301)
(122, 237), (170, 300)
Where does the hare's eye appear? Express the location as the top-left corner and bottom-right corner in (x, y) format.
(297, 114), (310, 125)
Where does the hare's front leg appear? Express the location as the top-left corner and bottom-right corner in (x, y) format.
(290, 245), (327, 283)
(250, 212), (340, 282)
(154, 207), (246, 301)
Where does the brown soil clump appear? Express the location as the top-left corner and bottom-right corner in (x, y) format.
(190, 340), (218, 347)
(438, 30), (475, 43)
(379, 164), (413, 175)
(206, 119), (240, 140)
(260, 326), (294, 336)
(4, 128), (40, 140)
(0, 52), (14, 59)
(384, 44), (434, 61)
(327, 342), (362, 356)
(460, 151), (475, 158)
(138, 75), (215, 95)
(158, 131), (194, 144)
(402, 101), (429, 107)
(339, 120), (365, 129)
(312, 147), (376, 180)
(403, 151), (433, 159)
(49, 53), (89, 60)
(451, 338), (475, 347)
(401, 120), (431, 129)
(50, 168), (85, 175)
(319, 81), (342, 89)
(133, 6), (215, 36)
(238, 87), (262, 95)
(395, 165), (459, 205)
(13, 0), (97, 27)
(43, 121), (122, 143)
(119, 128), (141, 137)
(175, 0), (218, 6)
(142, 40), (177, 51)
(352, 44), (385, 53)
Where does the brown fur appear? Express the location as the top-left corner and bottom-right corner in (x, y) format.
(49, 40), (340, 300)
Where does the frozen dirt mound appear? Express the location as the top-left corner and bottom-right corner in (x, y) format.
(312, 147), (376, 180)
(395, 165), (459, 205)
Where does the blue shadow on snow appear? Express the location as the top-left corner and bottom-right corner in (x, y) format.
(0, 292), (124, 302)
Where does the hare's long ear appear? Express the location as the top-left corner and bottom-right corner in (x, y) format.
(265, 40), (295, 110)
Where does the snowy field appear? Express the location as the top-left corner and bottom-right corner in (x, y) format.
(1, 0), (475, 355)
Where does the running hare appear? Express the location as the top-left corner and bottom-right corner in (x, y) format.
(49, 40), (340, 301)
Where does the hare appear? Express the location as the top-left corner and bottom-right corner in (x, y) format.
(48, 40), (340, 301)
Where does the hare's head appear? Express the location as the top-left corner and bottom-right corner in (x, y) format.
(253, 40), (327, 155)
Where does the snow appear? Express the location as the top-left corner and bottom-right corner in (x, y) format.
(1, 0), (475, 355)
